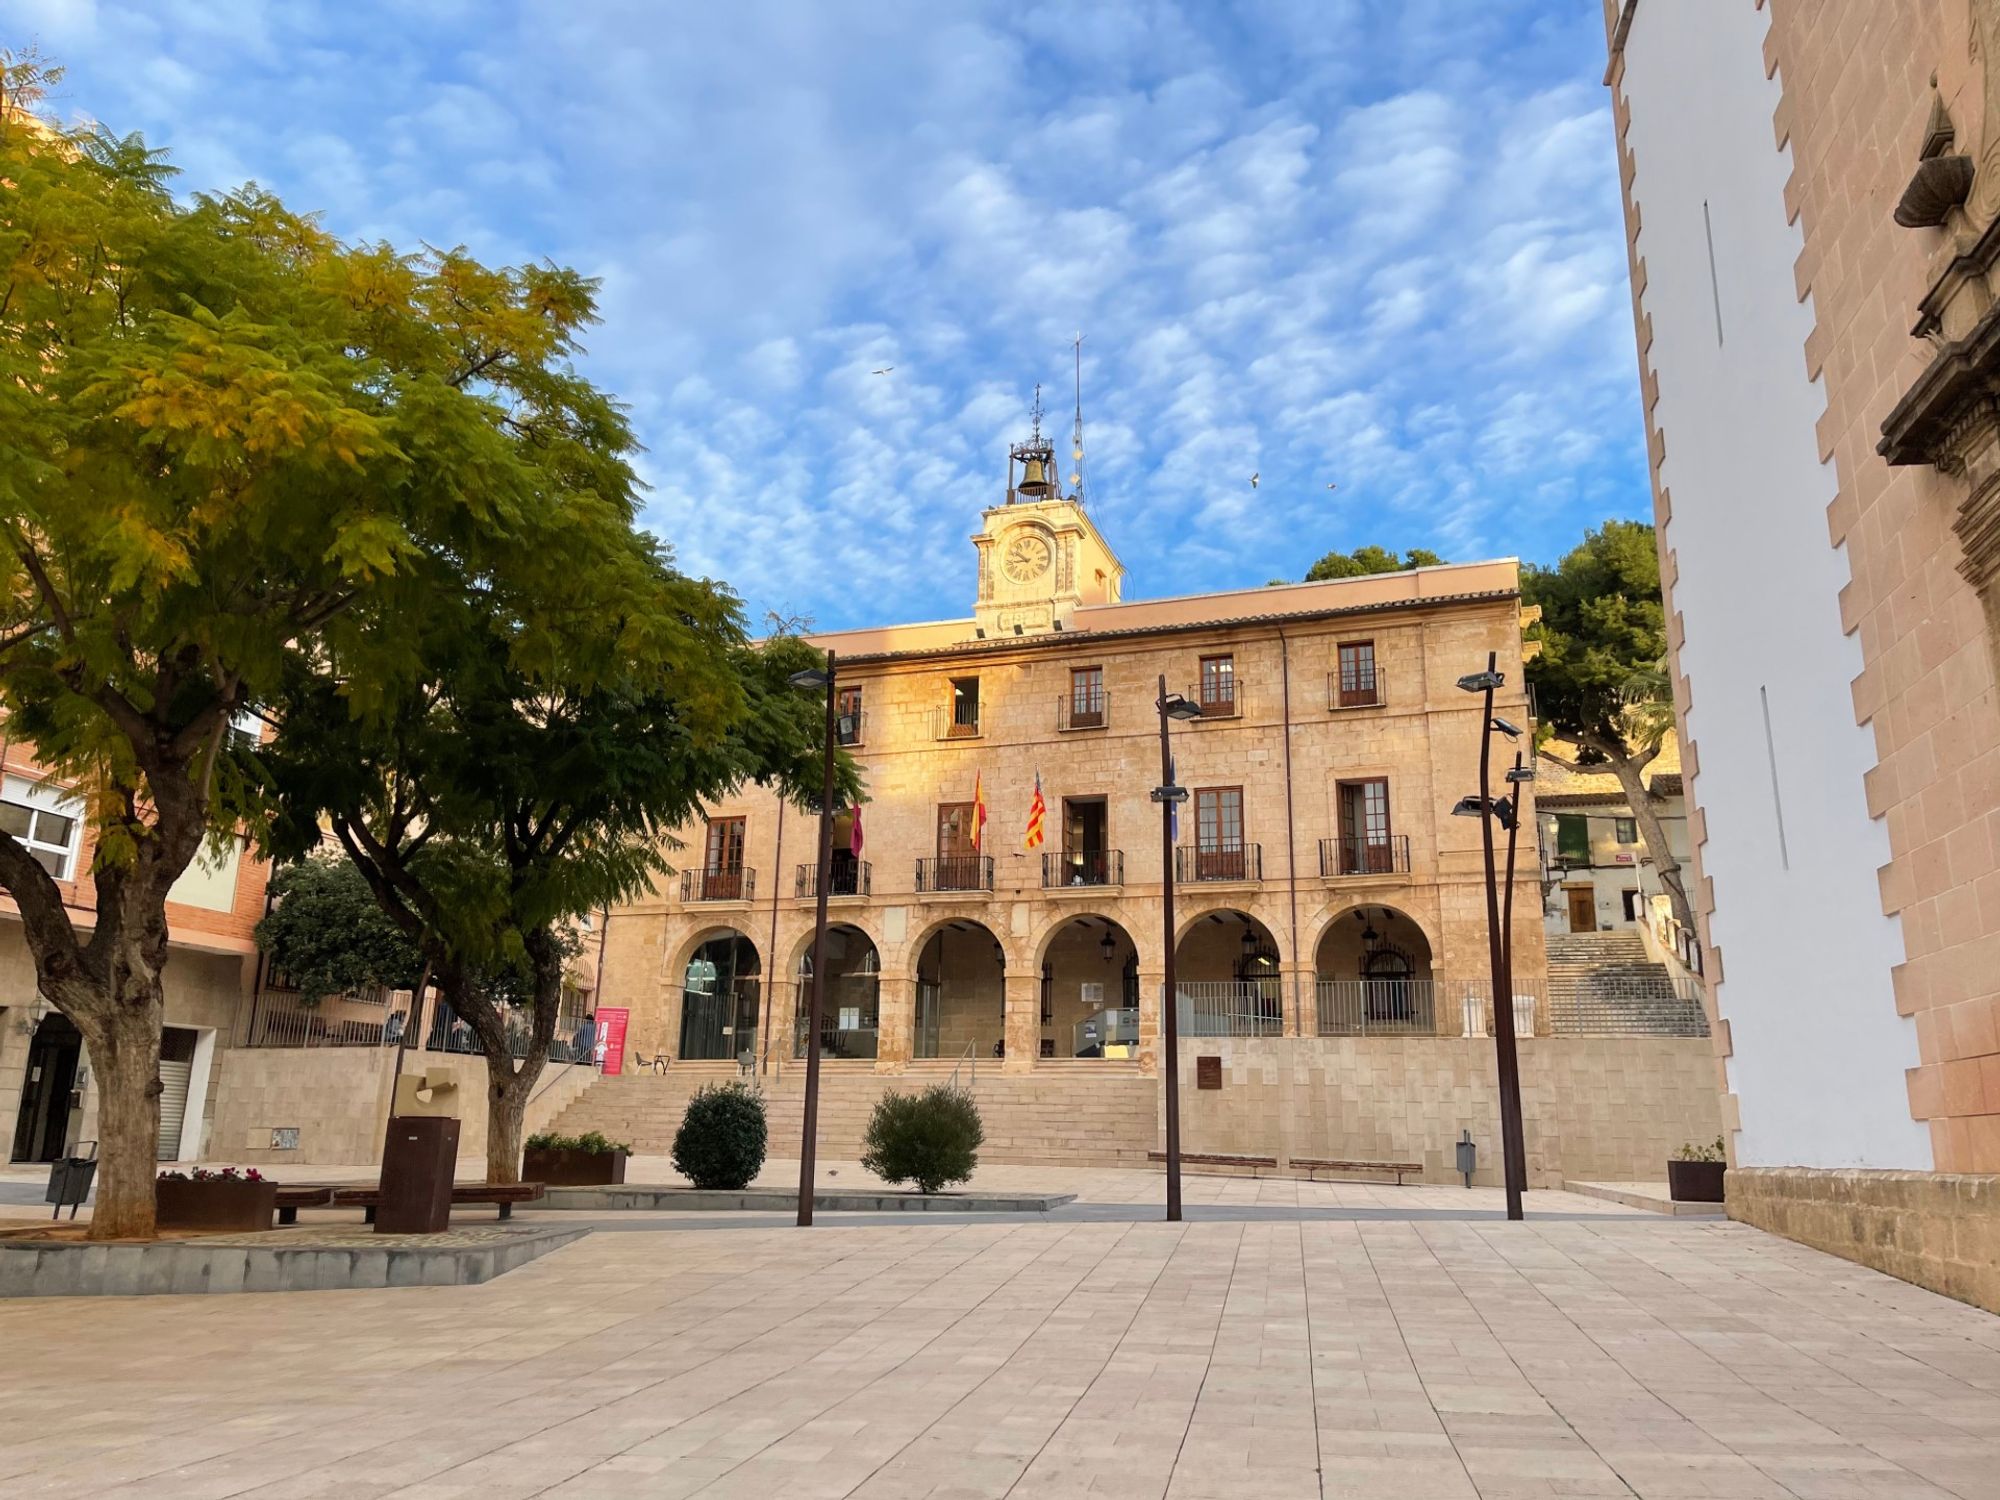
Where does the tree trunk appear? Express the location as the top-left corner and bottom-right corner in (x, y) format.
(73, 990), (165, 1240)
(1595, 742), (1697, 938)
(483, 1049), (537, 1185)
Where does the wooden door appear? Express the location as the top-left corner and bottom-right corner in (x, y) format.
(1565, 886), (1597, 932)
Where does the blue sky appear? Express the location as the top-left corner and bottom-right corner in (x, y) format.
(15, 0), (1643, 631)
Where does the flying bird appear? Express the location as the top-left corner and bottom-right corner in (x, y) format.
(1249, 472), (1259, 489)
(1326, 482), (1339, 492)
(871, 366), (894, 375)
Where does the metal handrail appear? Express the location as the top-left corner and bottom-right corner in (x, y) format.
(1175, 842), (1262, 882)
(1042, 849), (1122, 887)
(946, 1039), (977, 1092)
(1318, 834), (1410, 877)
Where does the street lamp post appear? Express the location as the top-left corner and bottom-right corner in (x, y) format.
(1455, 650), (1528, 1221)
(1153, 674), (1202, 1223)
(788, 651), (839, 1228)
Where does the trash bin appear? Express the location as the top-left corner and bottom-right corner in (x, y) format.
(379, 1115), (459, 1233)
(45, 1141), (98, 1221)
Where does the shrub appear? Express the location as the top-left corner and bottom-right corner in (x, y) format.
(861, 1085), (983, 1194)
(671, 1082), (768, 1189)
(1672, 1136), (1725, 1163)
(526, 1130), (631, 1155)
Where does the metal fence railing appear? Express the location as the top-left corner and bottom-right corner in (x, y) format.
(916, 855), (993, 892)
(1057, 688), (1108, 732)
(1174, 982), (1283, 1037)
(1175, 843), (1262, 883)
(1043, 849), (1123, 887)
(682, 867), (755, 903)
(1327, 667), (1385, 710)
(1314, 979), (1438, 1036)
(1318, 834), (1410, 877)
(797, 859), (871, 898)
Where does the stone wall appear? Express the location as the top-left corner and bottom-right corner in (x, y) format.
(1170, 1035), (1722, 1187)
(1729, 1167), (2000, 1316)
(204, 1049), (600, 1168)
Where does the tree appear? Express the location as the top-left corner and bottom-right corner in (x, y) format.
(0, 54), (629, 1236)
(1304, 545), (1445, 581)
(1522, 519), (1693, 934)
(254, 856), (423, 1004)
(262, 531), (856, 1183)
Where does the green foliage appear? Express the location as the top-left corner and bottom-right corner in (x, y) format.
(525, 1129), (630, 1155)
(1521, 520), (1667, 754)
(1673, 1136), (1726, 1163)
(861, 1085), (984, 1194)
(1303, 545), (1445, 582)
(254, 856), (424, 1003)
(671, 1082), (768, 1190)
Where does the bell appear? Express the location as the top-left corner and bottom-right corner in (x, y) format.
(1017, 456), (1052, 496)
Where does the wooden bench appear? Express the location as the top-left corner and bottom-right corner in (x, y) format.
(330, 1182), (546, 1224)
(274, 1186), (335, 1226)
(1148, 1151), (1423, 1185)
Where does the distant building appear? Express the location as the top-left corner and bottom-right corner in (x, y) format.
(1606, 0), (2000, 1303)
(1535, 735), (1691, 944)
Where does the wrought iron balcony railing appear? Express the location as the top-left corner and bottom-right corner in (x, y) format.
(681, 867), (755, 902)
(1042, 849), (1123, 887)
(1057, 688), (1109, 731)
(1175, 842), (1261, 882)
(1191, 680), (1238, 718)
(915, 854), (993, 893)
(932, 703), (982, 739)
(796, 859), (871, 898)
(1318, 834), (1411, 877)
(1327, 666), (1385, 710)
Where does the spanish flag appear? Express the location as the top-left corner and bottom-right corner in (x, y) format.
(971, 771), (988, 853)
(1025, 771), (1046, 849)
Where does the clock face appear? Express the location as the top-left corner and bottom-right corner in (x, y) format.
(1002, 531), (1053, 583)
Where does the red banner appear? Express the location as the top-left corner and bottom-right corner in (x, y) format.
(595, 1007), (629, 1076)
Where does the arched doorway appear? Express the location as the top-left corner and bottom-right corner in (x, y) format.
(10, 1010), (80, 1163)
(1038, 917), (1140, 1059)
(1313, 905), (1435, 1034)
(680, 931), (761, 1062)
(1173, 909), (1282, 1036)
(795, 925), (881, 1060)
(914, 920), (1005, 1060)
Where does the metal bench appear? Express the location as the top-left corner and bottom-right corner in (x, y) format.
(1290, 1157), (1424, 1186)
(1148, 1151), (1424, 1185)
(330, 1182), (546, 1223)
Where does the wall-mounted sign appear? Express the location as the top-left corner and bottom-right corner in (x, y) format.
(1196, 1056), (1222, 1090)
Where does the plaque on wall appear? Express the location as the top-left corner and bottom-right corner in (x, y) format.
(1196, 1056), (1222, 1090)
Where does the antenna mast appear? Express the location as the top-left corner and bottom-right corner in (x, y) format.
(1070, 332), (1087, 503)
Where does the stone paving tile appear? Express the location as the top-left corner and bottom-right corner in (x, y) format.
(1, 1186), (1998, 1498)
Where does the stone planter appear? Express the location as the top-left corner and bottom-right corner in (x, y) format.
(156, 1177), (279, 1232)
(522, 1147), (628, 1187)
(1667, 1159), (1726, 1203)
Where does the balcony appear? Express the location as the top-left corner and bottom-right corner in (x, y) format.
(931, 705), (983, 740)
(796, 859), (871, 898)
(1318, 834), (1411, 879)
(915, 855), (993, 893)
(682, 867), (755, 903)
(1175, 843), (1262, 883)
(1042, 849), (1124, 889)
(1191, 680), (1238, 719)
(1327, 667), (1385, 710)
(1057, 689), (1109, 732)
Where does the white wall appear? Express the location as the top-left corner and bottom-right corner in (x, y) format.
(1620, 2), (1929, 1169)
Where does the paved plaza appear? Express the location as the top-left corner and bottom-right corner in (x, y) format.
(3, 1167), (1999, 1499)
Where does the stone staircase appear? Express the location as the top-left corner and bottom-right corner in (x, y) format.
(1546, 931), (1708, 1037)
(546, 1061), (1160, 1167)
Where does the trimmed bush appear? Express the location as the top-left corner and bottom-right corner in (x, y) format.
(671, 1081), (768, 1190)
(861, 1084), (983, 1194)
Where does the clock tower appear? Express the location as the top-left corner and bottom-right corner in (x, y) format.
(971, 410), (1124, 638)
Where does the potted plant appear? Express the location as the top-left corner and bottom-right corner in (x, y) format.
(155, 1166), (280, 1231)
(523, 1130), (631, 1186)
(1667, 1136), (1727, 1203)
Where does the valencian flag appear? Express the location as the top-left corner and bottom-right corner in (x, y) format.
(850, 801), (865, 857)
(971, 771), (988, 852)
(1025, 771), (1047, 849)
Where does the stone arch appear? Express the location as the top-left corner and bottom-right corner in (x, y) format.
(676, 927), (761, 1062)
(1171, 908), (1283, 1037)
(791, 922), (883, 1060)
(1311, 902), (1437, 1035)
(911, 917), (1007, 1061)
(1302, 900), (1442, 975)
(1034, 914), (1142, 1061)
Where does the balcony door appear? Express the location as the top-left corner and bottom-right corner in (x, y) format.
(1061, 797), (1109, 885)
(1337, 641), (1379, 707)
(936, 802), (980, 890)
(1194, 786), (1244, 879)
(704, 817), (746, 900)
(1335, 779), (1392, 874)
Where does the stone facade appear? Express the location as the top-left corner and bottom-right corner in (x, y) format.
(598, 492), (1547, 1109)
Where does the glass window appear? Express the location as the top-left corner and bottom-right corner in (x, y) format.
(0, 776), (83, 880)
(1198, 655), (1235, 712)
(1336, 641), (1378, 705)
(1614, 817), (1638, 844)
(1556, 814), (1590, 862)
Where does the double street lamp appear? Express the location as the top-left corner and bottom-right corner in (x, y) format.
(787, 653), (839, 1228)
(1154, 675), (1203, 1223)
(1453, 650), (1533, 1222)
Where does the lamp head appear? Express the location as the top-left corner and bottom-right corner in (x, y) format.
(787, 667), (832, 691)
(1490, 716), (1523, 739)
(1451, 795), (1486, 819)
(1160, 694), (1203, 721)
(1456, 669), (1504, 693)
(1504, 764), (1536, 784)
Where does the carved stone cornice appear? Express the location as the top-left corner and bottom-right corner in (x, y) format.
(1880, 297), (2000, 593)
